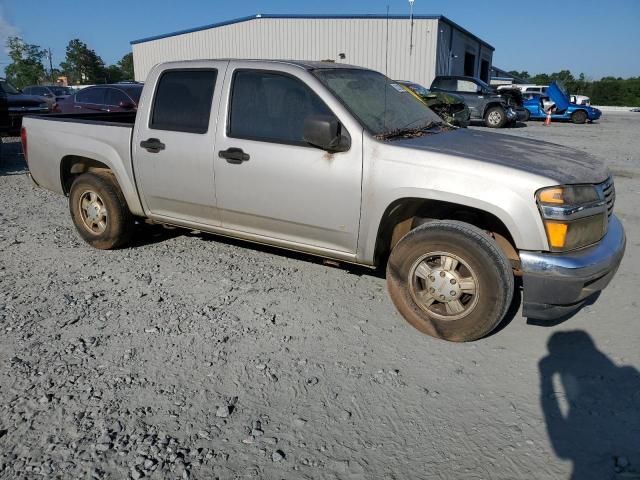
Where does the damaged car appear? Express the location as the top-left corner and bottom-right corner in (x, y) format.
(430, 75), (526, 128)
(395, 80), (470, 127)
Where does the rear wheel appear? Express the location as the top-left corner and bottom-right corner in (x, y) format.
(571, 110), (588, 124)
(386, 220), (514, 342)
(484, 106), (506, 128)
(69, 172), (133, 249)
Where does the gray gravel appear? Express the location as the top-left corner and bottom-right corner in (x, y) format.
(1, 113), (640, 479)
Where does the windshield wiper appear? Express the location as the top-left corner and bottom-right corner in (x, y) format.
(375, 120), (446, 141)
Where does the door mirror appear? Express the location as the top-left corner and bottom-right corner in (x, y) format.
(303, 115), (350, 152)
(119, 100), (135, 110)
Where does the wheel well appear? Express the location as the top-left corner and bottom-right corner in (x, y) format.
(60, 156), (113, 195)
(483, 102), (504, 117)
(374, 198), (519, 268)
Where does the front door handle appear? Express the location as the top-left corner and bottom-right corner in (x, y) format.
(218, 147), (250, 164)
(140, 138), (165, 153)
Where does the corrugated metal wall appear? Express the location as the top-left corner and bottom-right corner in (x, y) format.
(132, 17), (442, 86)
(437, 20), (494, 80)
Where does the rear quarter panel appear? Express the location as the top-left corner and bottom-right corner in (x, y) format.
(23, 116), (144, 216)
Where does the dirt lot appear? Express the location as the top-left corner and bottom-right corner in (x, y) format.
(1, 113), (639, 480)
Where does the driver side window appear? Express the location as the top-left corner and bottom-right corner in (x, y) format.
(228, 70), (334, 146)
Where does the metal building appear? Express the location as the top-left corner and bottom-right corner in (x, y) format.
(131, 14), (494, 87)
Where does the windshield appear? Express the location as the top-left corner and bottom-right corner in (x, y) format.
(403, 82), (431, 97)
(312, 68), (442, 136)
(50, 86), (73, 96)
(0, 80), (20, 94)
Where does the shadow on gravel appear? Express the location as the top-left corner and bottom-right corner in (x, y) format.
(0, 139), (27, 176)
(130, 225), (381, 277)
(539, 331), (640, 480)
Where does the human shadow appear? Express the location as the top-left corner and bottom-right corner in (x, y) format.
(539, 331), (640, 479)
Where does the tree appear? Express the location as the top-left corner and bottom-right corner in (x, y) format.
(105, 65), (124, 83)
(117, 52), (134, 80)
(60, 39), (106, 84)
(4, 37), (47, 88)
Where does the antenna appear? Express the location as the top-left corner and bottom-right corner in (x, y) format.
(409, 0), (415, 55)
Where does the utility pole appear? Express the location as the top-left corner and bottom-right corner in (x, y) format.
(47, 48), (54, 83)
(409, 0), (415, 56)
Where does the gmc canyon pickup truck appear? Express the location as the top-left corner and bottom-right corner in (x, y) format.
(22, 60), (626, 342)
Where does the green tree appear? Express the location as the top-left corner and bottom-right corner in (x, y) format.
(105, 65), (124, 83)
(117, 52), (134, 80)
(60, 39), (106, 84)
(4, 36), (47, 88)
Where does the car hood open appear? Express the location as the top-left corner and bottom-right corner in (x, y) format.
(393, 128), (609, 185)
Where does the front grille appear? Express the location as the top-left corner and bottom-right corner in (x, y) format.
(599, 177), (615, 217)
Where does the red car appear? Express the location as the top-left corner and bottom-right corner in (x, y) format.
(55, 84), (143, 113)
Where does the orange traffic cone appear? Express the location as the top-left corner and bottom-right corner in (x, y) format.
(544, 110), (552, 126)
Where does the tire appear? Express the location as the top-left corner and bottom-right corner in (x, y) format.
(69, 172), (133, 249)
(522, 109), (531, 122)
(386, 220), (514, 342)
(571, 110), (588, 124)
(484, 106), (507, 128)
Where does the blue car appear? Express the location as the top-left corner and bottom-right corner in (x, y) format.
(522, 81), (601, 124)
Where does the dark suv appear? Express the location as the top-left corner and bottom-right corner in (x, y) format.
(0, 78), (50, 136)
(430, 76), (521, 128)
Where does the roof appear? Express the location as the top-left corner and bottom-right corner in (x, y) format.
(130, 13), (494, 51)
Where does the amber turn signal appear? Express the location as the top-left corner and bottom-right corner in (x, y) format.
(544, 221), (568, 248)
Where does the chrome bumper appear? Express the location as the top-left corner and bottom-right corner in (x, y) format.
(520, 215), (626, 320)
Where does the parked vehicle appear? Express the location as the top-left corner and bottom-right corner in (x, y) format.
(0, 78), (50, 136)
(23, 85), (75, 109)
(55, 84), (143, 114)
(430, 75), (520, 128)
(22, 60), (625, 342)
(522, 82), (601, 124)
(395, 80), (470, 127)
(570, 94), (591, 106)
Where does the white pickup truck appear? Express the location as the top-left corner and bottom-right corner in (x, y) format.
(22, 60), (625, 342)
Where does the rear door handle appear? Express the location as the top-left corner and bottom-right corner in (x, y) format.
(140, 138), (165, 153)
(218, 148), (250, 164)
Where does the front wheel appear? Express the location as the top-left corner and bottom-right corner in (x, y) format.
(69, 172), (134, 249)
(522, 109), (531, 122)
(386, 220), (514, 342)
(484, 106), (507, 128)
(571, 110), (588, 124)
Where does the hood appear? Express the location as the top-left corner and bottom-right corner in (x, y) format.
(494, 87), (523, 107)
(546, 81), (570, 111)
(392, 129), (609, 185)
(6, 93), (49, 107)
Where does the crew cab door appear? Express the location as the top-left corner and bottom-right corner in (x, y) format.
(213, 63), (363, 254)
(133, 62), (227, 225)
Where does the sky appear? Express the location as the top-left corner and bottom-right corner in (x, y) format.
(1, 0), (639, 80)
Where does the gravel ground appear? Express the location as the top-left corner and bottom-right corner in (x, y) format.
(1, 113), (639, 480)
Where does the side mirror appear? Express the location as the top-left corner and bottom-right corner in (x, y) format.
(119, 101), (135, 110)
(303, 115), (350, 152)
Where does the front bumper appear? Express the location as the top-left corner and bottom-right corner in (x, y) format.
(520, 215), (626, 320)
(589, 108), (602, 120)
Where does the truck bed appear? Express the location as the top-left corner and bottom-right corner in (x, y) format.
(22, 111), (144, 216)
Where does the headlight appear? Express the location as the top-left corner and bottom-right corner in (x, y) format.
(536, 185), (607, 252)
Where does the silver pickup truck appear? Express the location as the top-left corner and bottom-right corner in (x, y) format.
(22, 60), (626, 342)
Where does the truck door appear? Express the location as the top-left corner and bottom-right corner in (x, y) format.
(133, 62), (227, 225)
(213, 64), (363, 254)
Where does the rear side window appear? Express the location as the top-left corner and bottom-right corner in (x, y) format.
(76, 87), (105, 104)
(228, 70), (332, 145)
(432, 78), (456, 91)
(106, 88), (131, 106)
(151, 69), (217, 134)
